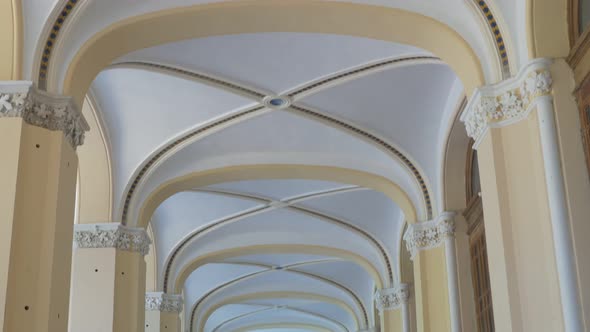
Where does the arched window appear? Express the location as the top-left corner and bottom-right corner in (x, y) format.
(464, 147), (495, 332)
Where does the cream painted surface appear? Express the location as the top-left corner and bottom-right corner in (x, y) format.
(70, 248), (146, 332)
(399, 232), (417, 332)
(1, 121), (78, 332)
(0, 119), (21, 328)
(453, 216), (477, 332)
(477, 114), (564, 331)
(61, 1), (484, 104)
(528, 0), (569, 59)
(0, 0), (15, 79)
(69, 248), (117, 332)
(145, 310), (179, 332)
(414, 246), (451, 332)
(77, 97), (112, 223)
(381, 308), (402, 332)
(551, 60), (590, 329)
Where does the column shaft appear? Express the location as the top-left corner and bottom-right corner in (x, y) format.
(536, 97), (584, 331)
(0, 119), (78, 332)
(444, 235), (462, 332)
(69, 224), (150, 332)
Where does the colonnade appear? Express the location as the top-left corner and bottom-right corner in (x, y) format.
(1, 58), (588, 331)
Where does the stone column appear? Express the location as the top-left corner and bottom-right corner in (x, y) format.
(376, 284), (410, 332)
(145, 292), (182, 332)
(460, 58), (583, 331)
(69, 224), (151, 332)
(404, 214), (460, 332)
(0, 82), (87, 332)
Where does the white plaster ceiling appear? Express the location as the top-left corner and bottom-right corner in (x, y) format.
(88, 32), (460, 330)
(18, 1), (530, 330)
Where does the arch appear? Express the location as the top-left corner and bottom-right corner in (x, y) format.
(137, 165), (417, 230)
(234, 323), (331, 332)
(184, 260), (370, 328)
(173, 244), (385, 295)
(54, 0), (485, 105)
(527, 0), (569, 58)
(198, 291), (360, 332)
(0, 0), (21, 79)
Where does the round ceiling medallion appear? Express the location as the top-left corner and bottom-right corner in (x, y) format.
(263, 96), (292, 109)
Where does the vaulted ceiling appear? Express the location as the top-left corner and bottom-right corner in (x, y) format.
(20, 0), (521, 330)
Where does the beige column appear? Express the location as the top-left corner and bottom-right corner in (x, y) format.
(376, 284), (410, 332)
(0, 82), (87, 332)
(461, 58), (581, 331)
(69, 224), (151, 332)
(145, 292), (182, 332)
(404, 215), (457, 332)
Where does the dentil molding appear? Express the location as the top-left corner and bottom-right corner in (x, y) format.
(145, 292), (183, 313)
(461, 59), (553, 148)
(404, 212), (456, 260)
(375, 283), (411, 311)
(73, 223), (151, 256)
(0, 82), (88, 148)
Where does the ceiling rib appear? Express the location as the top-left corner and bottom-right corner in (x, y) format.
(188, 259), (366, 331)
(163, 187), (392, 292)
(115, 57), (435, 224)
(212, 306), (348, 332)
(208, 259), (369, 326)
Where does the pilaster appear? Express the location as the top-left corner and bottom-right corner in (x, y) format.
(0, 81), (87, 332)
(461, 59), (580, 331)
(69, 224), (151, 332)
(145, 292), (182, 332)
(376, 284), (410, 332)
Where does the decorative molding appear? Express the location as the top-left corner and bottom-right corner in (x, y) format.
(471, 0), (510, 77)
(73, 223), (151, 256)
(403, 212), (456, 260)
(375, 284), (411, 311)
(461, 59), (553, 149)
(145, 292), (183, 313)
(0, 82), (88, 148)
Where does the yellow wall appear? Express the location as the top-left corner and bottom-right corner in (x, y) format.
(413, 246), (451, 332)
(381, 309), (402, 332)
(478, 113), (564, 331)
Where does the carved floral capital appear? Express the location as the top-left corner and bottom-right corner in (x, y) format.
(461, 59), (553, 148)
(145, 292), (183, 313)
(375, 284), (411, 311)
(73, 223), (151, 256)
(404, 212), (456, 260)
(0, 82), (88, 148)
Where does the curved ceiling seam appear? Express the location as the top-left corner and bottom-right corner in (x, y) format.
(213, 306), (345, 332)
(198, 292), (357, 332)
(188, 262), (367, 331)
(162, 187), (394, 291)
(216, 311), (339, 332)
(199, 259), (369, 326)
(275, 306), (351, 332)
(287, 104), (433, 220)
(161, 186), (362, 289)
(120, 104), (267, 222)
(212, 307), (274, 332)
(233, 323), (332, 332)
(112, 58), (435, 223)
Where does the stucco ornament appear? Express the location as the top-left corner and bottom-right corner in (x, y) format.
(404, 212), (456, 260)
(73, 224), (151, 256)
(375, 284), (410, 311)
(461, 59), (553, 148)
(0, 83), (88, 148)
(145, 292), (183, 313)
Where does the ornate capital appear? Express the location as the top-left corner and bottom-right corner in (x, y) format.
(375, 284), (410, 311)
(73, 223), (151, 256)
(0, 82), (88, 148)
(145, 292), (183, 313)
(461, 59), (553, 148)
(404, 211), (456, 260)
